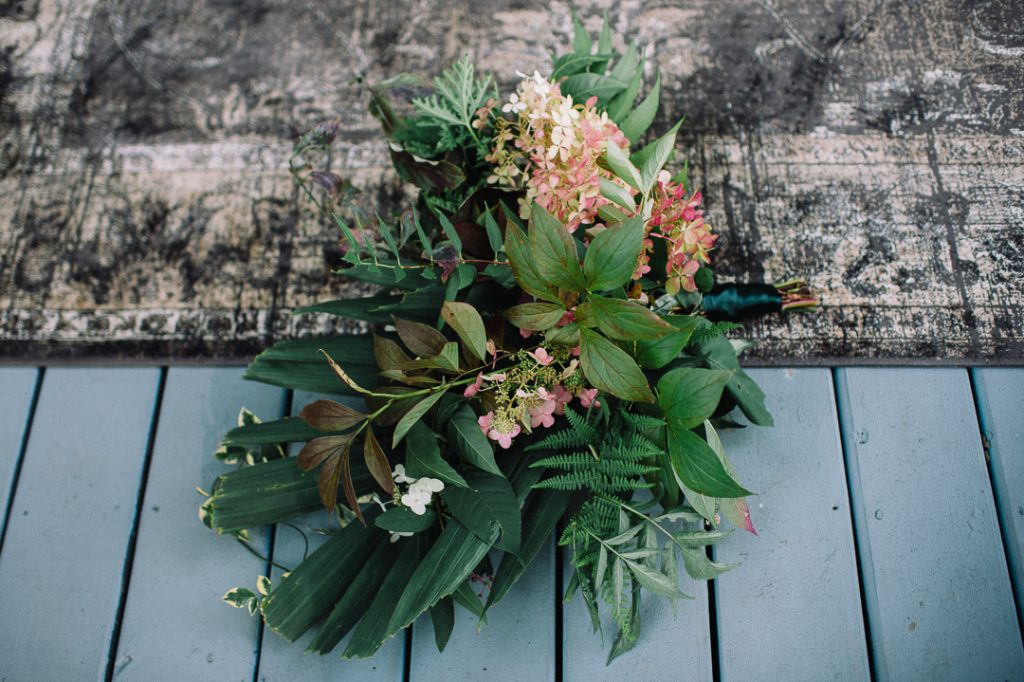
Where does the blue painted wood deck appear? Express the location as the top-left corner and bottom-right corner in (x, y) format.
(0, 367), (1022, 681)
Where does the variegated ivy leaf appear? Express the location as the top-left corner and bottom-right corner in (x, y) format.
(223, 587), (258, 615)
(256, 575), (272, 597)
(198, 497), (213, 529)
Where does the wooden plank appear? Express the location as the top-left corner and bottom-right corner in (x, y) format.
(0, 368), (160, 681)
(0, 368), (39, 536)
(562, 550), (712, 681)
(409, 541), (556, 682)
(256, 391), (405, 681)
(971, 368), (1024, 628)
(112, 368), (285, 681)
(835, 368), (1024, 680)
(715, 368), (870, 681)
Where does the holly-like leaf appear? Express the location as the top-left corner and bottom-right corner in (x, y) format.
(588, 295), (673, 340)
(299, 399), (367, 432)
(657, 367), (731, 430)
(364, 428), (396, 495)
(504, 302), (566, 332)
(395, 317), (447, 358)
(583, 217), (644, 291)
(404, 421), (468, 488)
(579, 328), (654, 402)
(529, 203), (586, 292)
(441, 300), (487, 362)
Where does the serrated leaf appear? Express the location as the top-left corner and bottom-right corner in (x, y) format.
(579, 328), (654, 403)
(299, 399), (367, 432)
(588, 295), (673, 341)
(392, 390), (447, 447)
(441, 300), (487, 362)
(404, 420), (468, 488)
(504, 302), (566, 331)
(583, 217), (645, 291)
(529, 202), (586, 292)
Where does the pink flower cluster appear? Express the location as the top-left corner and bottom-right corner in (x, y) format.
(488, 72), (631, 233)
(635, 171), (719, 294)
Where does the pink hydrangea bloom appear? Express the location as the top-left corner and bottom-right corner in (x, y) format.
(463, 373), (484, 398)
(577, 387), (601, 409)
(551, 384), (574, 415)
(527, 387), (558, 428)
(528, 347), (555, 366)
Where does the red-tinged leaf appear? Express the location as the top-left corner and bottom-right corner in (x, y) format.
(722, 497), (757, 535)
(319, 349), (371, 395)
(297, 434), (354, 471)
(395, 317), (447, 358)
(299, 399), (367, 432)
(318, 449), (343, 514)
(339, 445), (365, 524)
(364, 428), (396, 495)
(373, 334), (411, 371)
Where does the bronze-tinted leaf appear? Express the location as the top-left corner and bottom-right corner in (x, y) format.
(319, 349), (371, 395)
(364, 428), (396, 495)
(297, 434), (353, 471)
(318, 449), (343, 514)
(299, 399), (367, 432)
(339, 445), (365, 524)
(373, 334), (412, 371)
(395, 317), (447, 358)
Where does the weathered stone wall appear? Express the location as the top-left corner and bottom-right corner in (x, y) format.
(1, 0), (1022, 363)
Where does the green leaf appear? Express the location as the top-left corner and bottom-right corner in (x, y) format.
(448, 405), (500, 475)
(680, 546), (736, 580)
(376, 506), (437, 533)
(583, 217), (644, 291)
(486, 490), (573, 610)
(223, 587), (258, 615)
(308, 539), (402, 654)
(482, 209), (504, 255)
(441, 300), (487, 362)
(603, 140), (642, 190)
(667, 427), (751, 498)
(588, 295), (673, 340)
(392, 390), (447, 447)
(221, 417), (322, 446)
(436, 212), (464, 254)
(633, 315), (701, 369)
(561, 73), (628, 103)
(606, 67), (642, 123)
(609, 43), (640, 82)
(638, 120), (682, 193)
(619, 73), (661, 143)
(395, 318), (447, 359)
(429, 598), (455, 653)
(504, 223), (560, 303)
(299, 399), (367, 432)
(245, 335), (382, 396)
(386, 520), (497, 638)
(529, 203), (586, 292)
(342, 538), (422, 658)
(504, 302), (566, 331)
(657, 367), (731, 430)
(698, 335), (773, 426)
(404, 420), (468, 488)
(261, 513), (382, 641)
(444, 470), (521, 553)
(572, 12), (592, 54)
(579, 329), (654, 402)
(599, 177), (637, 212)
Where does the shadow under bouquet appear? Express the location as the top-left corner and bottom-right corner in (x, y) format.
(202, 16), (816, 664)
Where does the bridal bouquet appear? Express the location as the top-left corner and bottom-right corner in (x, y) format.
(202, 16), (815, 662)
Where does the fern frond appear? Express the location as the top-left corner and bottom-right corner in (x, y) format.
(619, 412), (666, 430)
(691, 320), (743, 346)
(412, 56), (495, 131)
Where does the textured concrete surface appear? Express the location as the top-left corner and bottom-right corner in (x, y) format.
(1, 0), (1022, 363)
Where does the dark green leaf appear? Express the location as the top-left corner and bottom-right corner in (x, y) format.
(444, 470), (521, 553)
(376, 506), (437, 533)
(504, 223), (560, 304)
(529, 203), (586, 292)
(221, 417), (322, 446)
(588, 295), (673, 340)
(633, 315), (701, 368)
(697, 335), (773, 426)
(448, 405), (500, 475)
(561, 73), (627, 103)
(404, 421), (468, 488)
(668, 427), (751, 498)
(583, 217), (645, 291)
(657, 367), (731, 430)
(342, 538), (422, 658)
(429, 598), (455, 653)
(619, 73), (661, 143)
(392, 390), (448, 448)
(504, 302), (566, 331)
(579, 329), (654, 402)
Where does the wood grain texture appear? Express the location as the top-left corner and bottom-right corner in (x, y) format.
(0, 368), (159, 681)
(835, 368), (1024, 681)
(1, 0), (1021, 363)
(256, 390), (406, 682)
(112, 368), (285, 681)
(715, 368), (869, 681)
(971, 367), (1024, 629)
(409, 541), (556, 682)
(0, 367), (38, 535)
